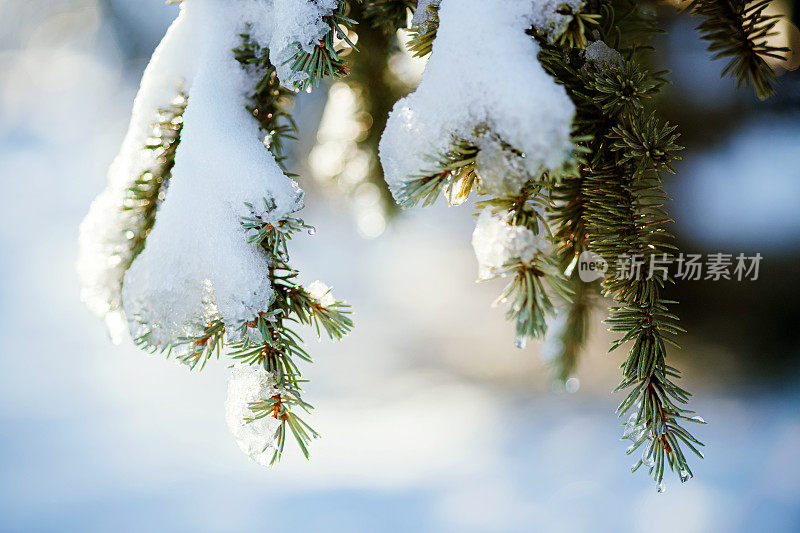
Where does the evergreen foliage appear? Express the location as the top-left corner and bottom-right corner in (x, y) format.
(539, 0), (701, 486)
(122, 93), (187, 264)
(234, 33), (298, 173)
(285, 2), (358, 90)
(477, 183), (571, 347)
(393, 140), (478, 208)
(228, 223), (353, 463)
(104, 0), (790, 480)
(224, 28), (354, 464)
(379, 0), (786, 486)
(129, 16), (357, 464)
(407, 1), (438, 57)
(687, 0), (790, 99)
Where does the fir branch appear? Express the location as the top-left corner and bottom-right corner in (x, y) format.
(584, 162), (701, 485)
(287, 287), (355, 340)
(128, 30), (355, 465)
(686, 0), (790, 99)
(234, 33), (298, 173)
(284, 2), (358, 90)
(176, 319), (226, 370)
(498, 255), (568, 348)
(547, 175), (598, 383)
(407, 2), (439, 57)
(228, 250), (353, 464)
(232, 189), (352, 465)
(577, 59), (666, 118)
(393, 140), (479, 208)
(122, 92), (187, 261)
(241, 204), (313, 260)
(610, 116), (683, 175)
(556, 9), (601, 49)
(247, 391), (319, 462)
(233, 26), (355, 462)
(538, 6), (705, 485)
(550, 176), (590, 260)
(478, 184), (571, 347)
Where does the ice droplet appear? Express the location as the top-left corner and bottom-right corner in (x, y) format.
(307, 228), (317, 236)
(642, 450), (655, 468)
(514, 335), (528, 349)
(657, 481), (666, 493)
(680, 469), (690, 482)
(690, 416), (705, 423)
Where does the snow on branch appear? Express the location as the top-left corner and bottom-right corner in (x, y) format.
(379, 0), (577, 207)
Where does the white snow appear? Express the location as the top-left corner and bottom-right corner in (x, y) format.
(584, 40), (622, 67)
(122, 0), (306, 348)
(471, 208), (550, 280)
(379, 0), (576, 200)
(240, 0), (340, 87)
(77, 5), (198, 324)
(269, 0), (339, 87)
(80, 0), (332, 348)
(306, 280), (336, 307)
(225, 364), (282, 466)
(410, 0), (440, 34)
(475, 137), (530, 197)
(528, 0), (585, 43)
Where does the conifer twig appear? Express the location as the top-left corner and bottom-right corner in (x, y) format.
(536, 5), (705, 485)
(123, 92), (187, 262)
(284, 2), (358, 90)
(407, 2), (439, 57)
(393, 140), (478, 208)
(686, 0), (790, 99)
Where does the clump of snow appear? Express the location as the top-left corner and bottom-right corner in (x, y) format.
(80, 0), (320, 348)
(471, 208), (550, 280)
(225, 364), (281, 466)
(306, 280), (336, 307)
(248, 0), (339, 87)
(122, 0), (304, 348)
(379, 0), (575, 200)
(476, 137), (530, 197)
(528, 0), (586, 43)
(78, 7), (197, 324)
(583, 40), (622, 67)
(410, 0), (440, 34)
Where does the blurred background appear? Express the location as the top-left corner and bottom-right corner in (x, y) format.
(0, 1), (799, 531)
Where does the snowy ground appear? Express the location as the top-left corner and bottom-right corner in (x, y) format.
(1, 1), (799, 532)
